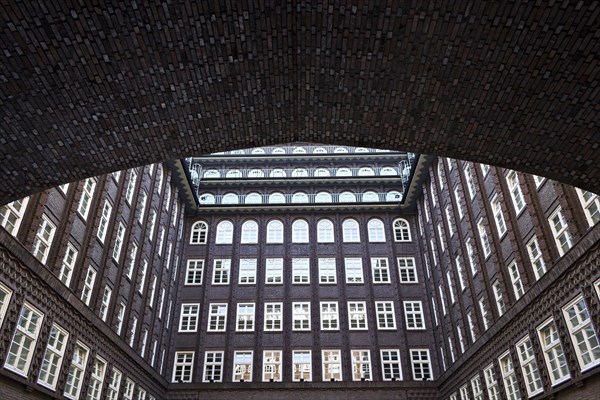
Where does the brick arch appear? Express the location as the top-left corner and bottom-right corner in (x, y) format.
(1, 1), (598, 205)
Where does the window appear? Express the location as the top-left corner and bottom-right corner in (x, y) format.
(344, 258), (364, 283)
(380, 350), (402, 381)
(398, 257), (417, 283)
(439, 285), (447, 316)
(320, 302), (339, 330)
(536, 319), (570, 385)
(138, 260), (148, 294)
(172, 352), (194, 383)
(215, 221), (234, 244)
(576, 189), (600, 227)
(371, 258), (390, 283)
(292, 258), (310, 284)
(367, 218), (385, 242)
(445, 205), (454, 236)
(226, 169), (242, 178)
(459, 385), (469, 400)
(480, 163), (491, 176)
(264, 303), (283, 331)
(58, 244), (78, 286)
(549, 207), (573, 256)
(446, 271), (456, 304)
(479, 298), (490, 331)
(112, 222), (126, 262)
(156, 165), (164, 193)
(317, 219), (335, 242)
(409, 349), (431, 381)
(77, 178), (96, 219)
(348, 302), (368, 330)
(562, 296), (600, 370)
(265, 258), (283, 284)
(464, 164), (476, 200)
(336, 167), (352, 177)
(293, 302), (311, 331)
(499, 351), (521, 400)
(471, 375), (484, 400)
(203, 351), (224, 382)
(32, 215), (56, 264)
(292, 219), (309, 243)
(315, 191), (333, 203)
(185, 259), (204, 285)
(208, 304), (228, 332)
(454, 188), (464, 219)
(140, 329), (148, 357)
(292, 167), (308, 176)
(63, 342), (89, 399)
(318, 258), (337, 284)
(99, 286), (112, 322)
(179, 304), (200, 332)
(37, 323), (69, 389)
(263, 350), (282, 382)
(81, 266), (97, 306)
(125, 169), (138, 204)
(238, 258), (257, 284)
(339, 191), (356, 202)
(493, 281), (507, 316)
(478, 219), (491, 258)
(106, 368), (122, 400)
(212, 259), (231, 285)
(376, 301), (396, 330)
(86, 357), (107, 400)
(129, 317), (137, 346)
(527, 236), (547, 280)
(321, 350), (342, 381)
(236, 303), (255, 332)
(0, 283), (12, 329)
(448, 336), (456, 363)
(266, 220), (284, 243)
(483, 364), (501, 400)
(245, 192), (262, 204)
(491, 196), (507, 237)
(240, 220), (258, 243)
(199, 193), (216, 204)
(468, 312), (477, 343)
(437, 224), (446, 252)
(508, 261), (525, 300)
(342, 219), (360, 242)
(393, 219), (411, 241)
(269, 192), (286, 204)
(123, 379), (135, 400)
(292, 350), (312, 381)
(358, 167), (375, 176)
(404, 301), (425, 330)
(0, 197), (29, 236)
(466, 239), (477, 276)
(362, 191), (380, 202)
(351, 350), (371, 380)
(456, 256), (466, 291)
(248, 169), (264, 178)
(222, 192), (238, 204)
(516, 336), (543, 397)
(190, 221), (208, 244)
(97, 200), (112, 242)
(116, 302), (126, 335)
(233, 351), (253, 382)
(147, 210), (156, 239)
(506, 170), (526, 214)
(314, 168), (330, 177)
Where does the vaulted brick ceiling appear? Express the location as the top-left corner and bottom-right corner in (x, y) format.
(1, 1), (598, 205)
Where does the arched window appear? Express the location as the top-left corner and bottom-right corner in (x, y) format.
(314, 168), (330, 177)
(292, 168), (308, 177)
(270, 169), (287, 178)
(215, 221), (234, 244)
(190, 221), (208, 244)
(386, 191), (402, 202)
(338, 192), (356, 203)
(231, 149), (244, 155)
(317, 219), (334, 243)
(293, 147), (307, 154)
(336, 168), (352, 177)
(272, 147), (286, 154)
(269, 192), (286, 204)
(226, 169), (242, 178)
(342, 219), (360, 242)
(380, 167), (397, 176)
(315, 192), (332, 203)
(248, 169), (264, 178)
(199, 193), (215, 204)
(222, 193), (238, 204)
(362, 191), (380, 202)
(292, 220), (309, 243)
(393, 219), (411, 242)
(292, 192), (309, 203)
(266, 220), (284, 243)
(251, 148), (265, 154)
(358, 167), (375, 176)
(245, 192), (262, 204)
(203, 169), (220, 178)
(241, 220), (259, 244)
(334, 147), (348, 153)
(313, 147), (327, 153)
(367, 219), (386, 242)
(355, 147), (368, 153)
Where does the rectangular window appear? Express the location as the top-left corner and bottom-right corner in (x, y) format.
(32, 215), (56, 264)
(264, 303), (283, 331)
(437, 224), (445, 252)
(411, 349), (432, 381)
(293, 302), (311, 331)
(375, 301), (396, 330)
(262, 350), (282, 382)
(86, 356), (107, 400)
(439, 285), (447, 316)
(430, 238), (437, 266)
(456, 256), (466, 291)
(445, 205), (454, 236)
(148, 210), (156, 240)
(536, 319), (571, 385)
(128, 316), (137, 347)
(468, 312), (477, 343)
(185, 259), (204, 285)
(381, 349), (402, 381)
(236, 303), (255, 332)
(464, 164), (476, 200)
(81, 266), (97, 306)
(140, 329), (148, 357)
(483, 364), (501, 400)
(126, 244), (137, 280)
(431, 298), (439, 326)
(99, 286), (112, 322)
(0, 197), (29, 236)
(123, 378), (135, 400)
(37, 323), (69, 389)
(478, 219), (491, 258)
(106, 368), (122, 400)
(499, 351), (521, 400)
(265, 258), (283, 284)
(59, 243), (78, 286)
(138, 260), (148, 294)
(212, 259), (231, 285)
(446, 271), (456, 304)
(527, 236), (546, 280)
(397, 257), (417, 283)
(576, 188), (600, 227)
(516, 336), (544, 397)
(112, 222), (126, 262)
(508, 261), (525, 300)
(179, 304), (200, 332)
(292, 258), (310, 284)
(459, 385), (469, 400)
(63, 342), (90, 399)
(549, 207), (573, 256)
(454, 188), (464, 219)
(404, 301), (425, 330)
(137, 388), (146, 400)
(562, 296), (600, 371)
(158, 289), (165, 319)
(493, 281), (507, 316)
(238, 259), (257, 284)
(448, 336), (456, 363)
(157, 227), (165, 256)
(371, 257), (390, 283)
(77, 178), (96, 220)
(479, 298), (490, 330)
(318, 258), (337, 284)
(125, 169), (138, 205)
(458, 327), (466, 354)
(203, 351), (224, 382)
(292, 350), (312, 381)
(208, 304), (228, 332)
(491, 195), (507, 237)
(351, 350), (371, 381)
(506, 170), (526, 214)
(116, 302), (126, 335)
(471, 374), (484, 400)
(344, 258), (364, 283)
(322, 350), (342, 381)
(320, 302), (339, 330)
(0, 283), (13, 329)
(233, 351), (253, 382)
(348, 301), (368, 330)
(137, 191), (147, 224)
(466, 239), (477, 276)
(97, 200), (112, 242)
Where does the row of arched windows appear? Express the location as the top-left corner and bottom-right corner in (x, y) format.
(202, 166), (398, 179)
(214, 146), (391, 155)
(190, 218), (411, 244)
(198, 191), (403, 205)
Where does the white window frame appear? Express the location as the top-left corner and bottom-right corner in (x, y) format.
(527, 236), (547, 280)
(322, 350), (342, 381)
(371, 257), (390, 283)
(506, 170), (526, 214)
(59, 243), (78, 286)
(215, 220), (234, 244)
(404, 301), (426, 330)
(125, 169), (138, 205)
(393, 218), (411, 241)
(203, 351), (224, 382)
(367, 218), (386, 242)
(233, 351), (253, 382)
(97, 200), (112, 242)
(493, 281), (507, 316)
(562, 296), (600, 371)
(348, 301), (368, 330)
(112, 222), (126, 262)
(172, 352), (194, 383)
(508, 261), (525, 300)
(576, 188), (600, 227)
(292, 258), (310, 284)
(483, 363), (501, 400)
(491, 195), (507, 237)
(292, 219), (309, 243)
(0, 197), (29, 236)
(212, 259), (231, 285)
(265, 258), (283, 284)
(63, 341), (90, 399)
(266, 220), (284, 243)
(240, 220), (258, 244)
(351, 350), (371, 381)
(344, 257), (364, 283)
(123, 378), (135, 400)
(375, 301), (397, 330)
(318, 258), (337, 284)
(99, 286), (112, 322)
(190, 221), (208, 244)
(77, 178), (96, 220)
(464, 164), (476, 200)
(238, 258), (257, 285)
(549, 207), (573, 256)
(32, 215), (56, 264)
(264, 303), (283, 332)
(471, 374), (484, 400)
(207, 304), (228, 332)
(262, 350), (282, 382)
(106, 368), (122, 400)
(381, 349), (402, 381)
(536, 318), (571, 385)
(37, 323), (69, 390)
(499, 351), (521, 400)
(320, 302), (339, 330)
(317, 219), (335, 243)
(516, 336), (544, 397)
(454, 188), (464, 219)
(236, 303), (255, 332)
(292, 350), (312, 382)
(478, 219), (491, 258)
(81, 266), (97, 306)
(86, 356), (107, 400)
(178, 303), (200, 332)
(292, 302), (311, 331)
(342, 219), (360, 242)
(185, 259), (204, 285)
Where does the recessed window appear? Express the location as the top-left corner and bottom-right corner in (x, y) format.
(292, 350), (312, 381)
(403, 301), (425, 330)
(199, 193), (215, 204)
(207, 304), (228, 332)
(483, 364), (501, 400)
(397, 257), (417, 283)
(318, 258), (337, 284)
(292, 192), (309, 203)
(244, 192), (262, 204)
(342, 219), (360, 242)
(292, 302), (311, 331)
(315, 191), (332, 203)
(203, 351), (224, 382)
(499, 351), (521, 400)
(212, 259), (231, 285)
(292, 258), (310, 284)
(262, 350), (282, 381)
(362, 191), (379, 202)
(506, 170), (526, 214)
(549, 207), (573, 256)
(410, 349), (432, 381)
(562, 296), (600, 371)
(172, 352), (194, 383)
(269, 192), (286, 204)
(4, 302), (44, 377)
(367, 218), (386, 242)
(292, 168), (308, 177)
(203, 169), (220, 178)
(236, 303), (255, 332)
(241, 220), (259, 244)
(536, 318), (570, 385)
(322, 350), (342, 381)
(270, 169), (286, 178)
(106, 368), (123, 399)
(375, 301), (396, 330)
(515, 336), (544, 397)
(233, 351), (253, 382)
(386, 191), (402, 202)
(320, 302), (339, 330)
(344, 258), (364, 284)
(190, 221), (208, 244)
(238, 259), (257, 284)
(215, 221), (234, 244)
(393, 219), (411, 241)
(63, 342), (90, 399)
(264, 303), (283, 331)
(380, 349), (402, 381)
(338, 191), (356, 202)
(314, 168), (330, 177)
(351, 350), (371, 380)
(292, 219), (309, 243)
(265, 258), (283, 284)
(380, 166), (396, 176)
(222, 193), (239, 204)
(0, 197), (29, 236)
(348, 302), (368, 330)
(226, 169), (242, 178)
(358, 167), (374, 176)
(336, 168), (352, 176)
(77, 178), (96, 220)
(178, 304), (200, 332)
(266, 220), (284, 243)
(371, 258), (390, 283)
(32, 215), (56, 264)
(317, 219), (335, 243)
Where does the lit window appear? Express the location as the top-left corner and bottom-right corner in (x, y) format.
(562, 296), (600, 371)
(351, 350), (371, 380)
(207, 304), (228, 332)
(317, 219), (335, 243)
(344, 258), (364, 283)
(410, 349), (432, 381)
(185, 259), (204, 285)
(97, 200), (113, 242)
(77, 178), (96, 220)
(320, 302), (339, 330)
(536, 318), (570, 385)
(266, 220), (284, 243)
(0, 197), (29, 236)
(367, 218), (386, 242)
(506, 170), (526, 214)
(491, 195), (507, 237)
(516, 336), (544, 397)
(215, 221), (234, 244)
(262, 350), (282, 382)
(203, 351), (224, 382)
(212, 259), (231, 285)
(172, 352), (194, 383)
(499, 351), (521, 400)
(37, 323), (69, 390)
(59, 244), (78, 287)
(86, 357), (107, 400)
(32, 215), (56, 264)
(264, 303), (283, 331)
(125, 169), (138, 205)
(178, 304), (200, 332)
(269, 192), (286, 204)
(471, 374), (484, 400)
(245, 192), (262, 204)
(348, 302), (368, 330)
(398, 257), (417, 283)
(371, 258), (390, 283)
(293, 302), (311, 331)
(222, 192), (238, 204)
(549, 207), (573, 256)
(464, 164), (476, 200)
(318, 258), (337, 284)
(292, 258), (310, 284)
(404, 301), (425, 330)
(375, 301), (396, 330)
(322, 350), (342, 381)
(106, 368), (122, 400)
(527, 236), (547, 280)
(99, 286), (112, 322)
(478, 219), (491, 258)
(238, 259), (257, 284)
(292, 350), (312, 381)
(483, 364), (501, 400)
(265, 258), (283, 284)
(508, 261), (525, 300)
(381, 349), (402, 381)
(338, 191), (356, 202)
(190, 221), (208, 244)
(81, 266), (97, 306)
(315, 191), (333, 203)
(292, 219), (309, 243)
(342, 219), (360, 242)
(236, 303), (255, 332)
(233, 351), (253, 382)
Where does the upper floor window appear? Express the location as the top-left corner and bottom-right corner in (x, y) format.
(292, 168), (308, 177)
(32, 215), (56, 264)
(386, 191), (402, 202)
(562, 296), (600, 371)
(251, 148), (265, 154)
(248, 169), (264, 178)
(336, 168), (352, 177)
(270, 169), (286, 178)
(317, 219), (335, 243)
(272, 147), (285, 154)
(527, 236), (547, 280)
(293, 147), (307, 154)
(269, 192), (286, 204)
(367, 219), (386, 242)
(393, 219), (411, 241)
(362, 191), (379, 202)
(313, 147), (327, 153)
(199, 193), (215, 204)
(226, 169), (242, 178)
(355, 147), (368, 153)
(0, 197), (29, 236)
(222, 193), (238, 204)
(190, 221), (208, 244)
(215, 221), (234, 244)
(241, 220), (259, 244)
(77, 178), (97, 220)
(339, 192), (356, 202)
(245, 192), (262, 204)
(292, 192), (309, 203)
(506, 171), (526, 214)
(125, 169), (138, 205)
(464, 164), (476, 200)
(380, 167), (396, 176)
(536, 318), (570, 385)
(334, 147), (348, 153)
(342, 219), (360, 242)
(266, 220), (284, 243)
(358, 167), (375, 176)
(314, 168), (330, 177)
(292, 220), (309, 243)
(4, 302), (44, 376)
(315, 192), (332, 203)
(576, 188), (600, 227)
(548, 207), (573, 256)
(156, 165), (164, 194)
(203, 169), (220, 178)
